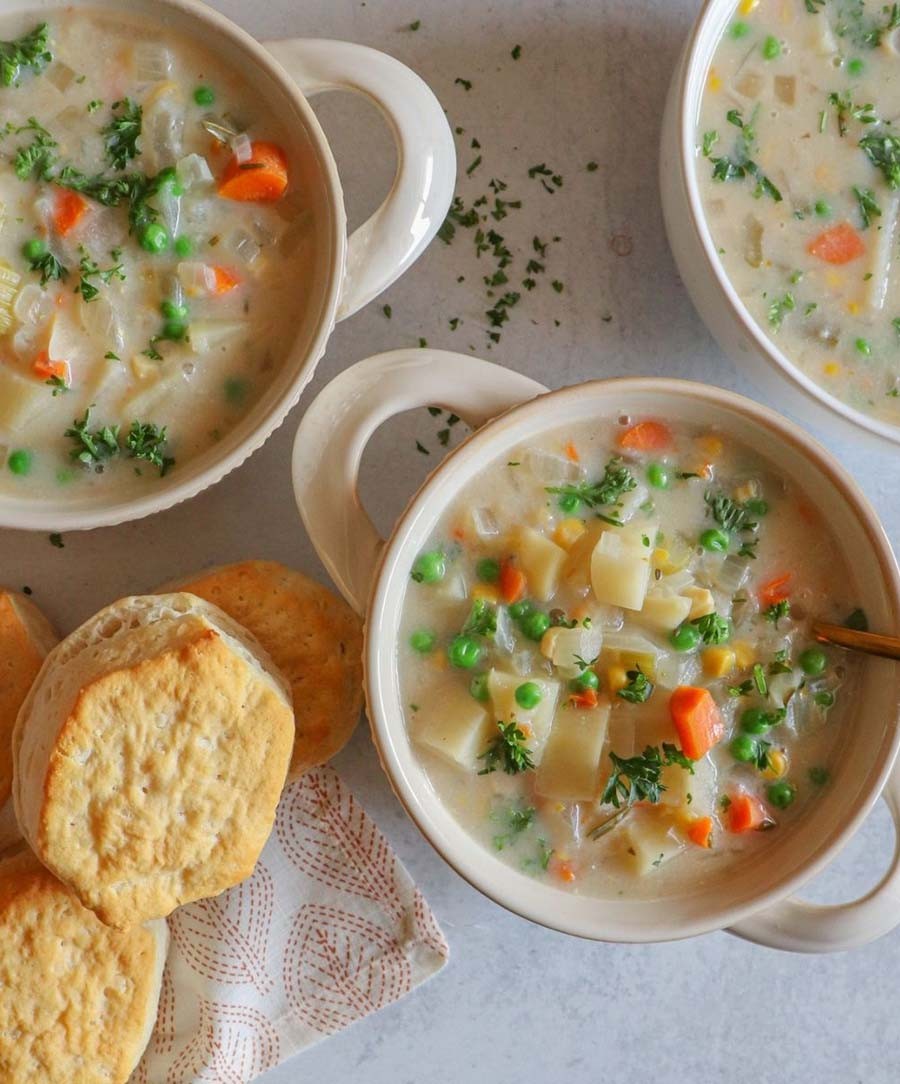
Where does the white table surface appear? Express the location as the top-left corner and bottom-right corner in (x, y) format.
(3, 0), (898, 1080)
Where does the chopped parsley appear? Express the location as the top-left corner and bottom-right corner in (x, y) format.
(595, 743), (694, 829)
(0, 23), (51, 87)
(75, 249), (125, 303)
(828, 91), (876, 138)
(11, 118), (57, 181)
(477, 720), (535, 775)
(853, 184), (881, 228)
(692, 612), (732, 645)
(859, 132), (900, 189)
(27, 247), (67, 286)
(125, 421), (174, 476)
(768, 292), (795, 330)
(65, 407), (120, 466)
(527, 162), (563, 194)
(546, 456), (636, 512)
(461, 598), (497, 639)
(764, 599), (791, 626)
(617, 668), (654, 704)
(511, 44), (522, 59)
(103, 98), (142, 171)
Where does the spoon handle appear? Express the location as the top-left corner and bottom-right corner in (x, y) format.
(812, 621), (900, 662)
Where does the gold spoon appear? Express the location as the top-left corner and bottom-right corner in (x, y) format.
(812, 621), (900, 662)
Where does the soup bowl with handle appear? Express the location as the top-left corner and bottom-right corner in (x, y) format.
(293, 347), (900, 951)
(1, 0), (455, 532)
(660, 0), (900, 454)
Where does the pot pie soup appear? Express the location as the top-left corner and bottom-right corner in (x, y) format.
(697, 0), (900, 426)
(400, 417), (864, 895)
(0, 12), (313, 497)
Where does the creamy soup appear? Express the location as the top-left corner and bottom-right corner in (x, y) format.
(400, 416), (863, 898)
(0, 11), (314, 497)
(697, 0), (900, 425)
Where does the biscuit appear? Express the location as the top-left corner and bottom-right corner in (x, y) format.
(12, 593), (294, 928)
(0, 849), (167, 1083)
(0, 591), (58, 850)
(170, 561), (364, 776)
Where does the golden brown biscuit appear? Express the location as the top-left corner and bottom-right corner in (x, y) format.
(0, 591), (57, 849)
(12, 593), (294, 928)
(172, 561), (364, 776)
(0, 849), (167, 1083)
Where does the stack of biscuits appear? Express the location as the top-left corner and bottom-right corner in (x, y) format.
(0, 562), (363, 1083)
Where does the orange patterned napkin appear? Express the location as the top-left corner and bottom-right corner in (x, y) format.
(130, 767), (449, 1083)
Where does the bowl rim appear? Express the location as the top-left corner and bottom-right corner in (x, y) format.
(364, 376), (900, 942)
(0, 0), (346, 532)
(675, 0), (900, 450)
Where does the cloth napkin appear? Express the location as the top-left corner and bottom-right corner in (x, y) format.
(129, 766), (449, 1083)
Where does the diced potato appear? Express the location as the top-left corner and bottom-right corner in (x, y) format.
(637, 592), (692, 633)
(732, 639), (756, 668)
(0, 367), (46, 432)
(487, 669), (559, 761)
(605, 664), (629, 696)
(590, 528), (653, 610)
(702, 646), (736, 678)
(622, 809), (685, 875)
(684, 586), (715, 620)
(411, 682), (493, 769)
(562, 524), (604, 588)
(535, 700), (611, 802)
(602, 631), (660, 680)
(513, 526), (567, 602)
(553, 517), (586, 550)
(659, 754), (716, 816)
(774, 75), (796, 105)
(541, 624), (603, 675)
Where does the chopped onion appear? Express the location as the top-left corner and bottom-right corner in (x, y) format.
(133, 43), (174, 84)
(226, 229), (261, 266)
(471, 507), (500, 538)
(523, 447), (582, 485)
(512, 650), (536, 676)
(230, 131), (253, 164)
(145, 92), (185, 172)
(200, 115), (237, 143)
(157, 187), (181, 239)
(494, 608), (515, 653)
(47, 61), (77, 92)
(189, 321), (247, 354)
(176, 153), (214, 190)
(177, 261), (218, 298)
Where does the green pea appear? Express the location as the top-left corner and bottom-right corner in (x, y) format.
(570, 669), (600, 693)
(744, 498), (769, 516)
(156, 166), (184, 196)
(140, 223), (170, 254)
(508, 599), (533, 620)
(515, 681), (543, 710)
(809, 766), (830, 786)
(814, 690), (835, 708)
(558, 492), (580, 514)
(174, 235), (194, 258)
(799, 647), (827, 676)
(22, 238), (47, 261)
(847, 57), (864, 77)
(700, 527), (729, 552)
(646, 462), (670, 490)
(730, 735), (759, 763)
(469, 673), (490, 702)
(161, 320), (188, 341)
(729, 20), (750, 39)
(740, 708), (771, 735)
(476, 557), (500, 583)
(814, 199), (831, 217)
(767, 780), (796, 809)
(762, 35), (781, 60)
(411, 550), (446, 584)
(855, 337), (872, 357)
(519, 610), (550, 642)
(194, 84), (216, 106)
(669, 623), (701, 652)
(7, 449), (32, 476)
(161, 300), (189, 321)
(448, 634), (482, 669)
(409, 629), (436, 653)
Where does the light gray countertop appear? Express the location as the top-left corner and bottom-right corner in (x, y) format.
(2, 1), (897, 1081)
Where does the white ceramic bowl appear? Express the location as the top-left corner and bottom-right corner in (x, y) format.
(660, 0), (900, 454)
(294, 348), (900, 952)
(1, 0), (456, 532)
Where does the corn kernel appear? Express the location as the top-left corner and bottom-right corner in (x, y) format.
(685, 586), (715, 620)
(847, 300), (861, 316)
(732, 639), (756, 669)
(553, 517), (586, 550)
(606, 664), (628, 694)
(697, 434), (723, 459)
(471, 584), (499, 604)
(702, 646), (736, 678)
(739, 0), (759, 13)
(733, 479), (759, 505)
(707, 68), (722, 92)
(652, 547), (670, 569)
(763, 749), (788, 780)
(823, 361), (841, 377)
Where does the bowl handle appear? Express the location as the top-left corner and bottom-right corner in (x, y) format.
(727, 761), (900, 952)
(262, 38), (456, 320)
(292, 349), (547, 614)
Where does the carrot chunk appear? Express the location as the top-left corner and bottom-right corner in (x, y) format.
(669, 686), (724, 760)
(727, 792), (770, 834)
(618, 420), (673, 453)
(568, 687), (599, 709)
(549, 856), (577, 883)
(212, 265), (240, 294)
(687, 816), (713, 848)
(807, 222), (865, 265)
(32, 350), (66, 381)
(498, 560), (526, 604)
(759, 573), (791, 608)
(218, 141), (289, 202)
(565, 441), (580, 462)
(53, 189), (88, 236)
